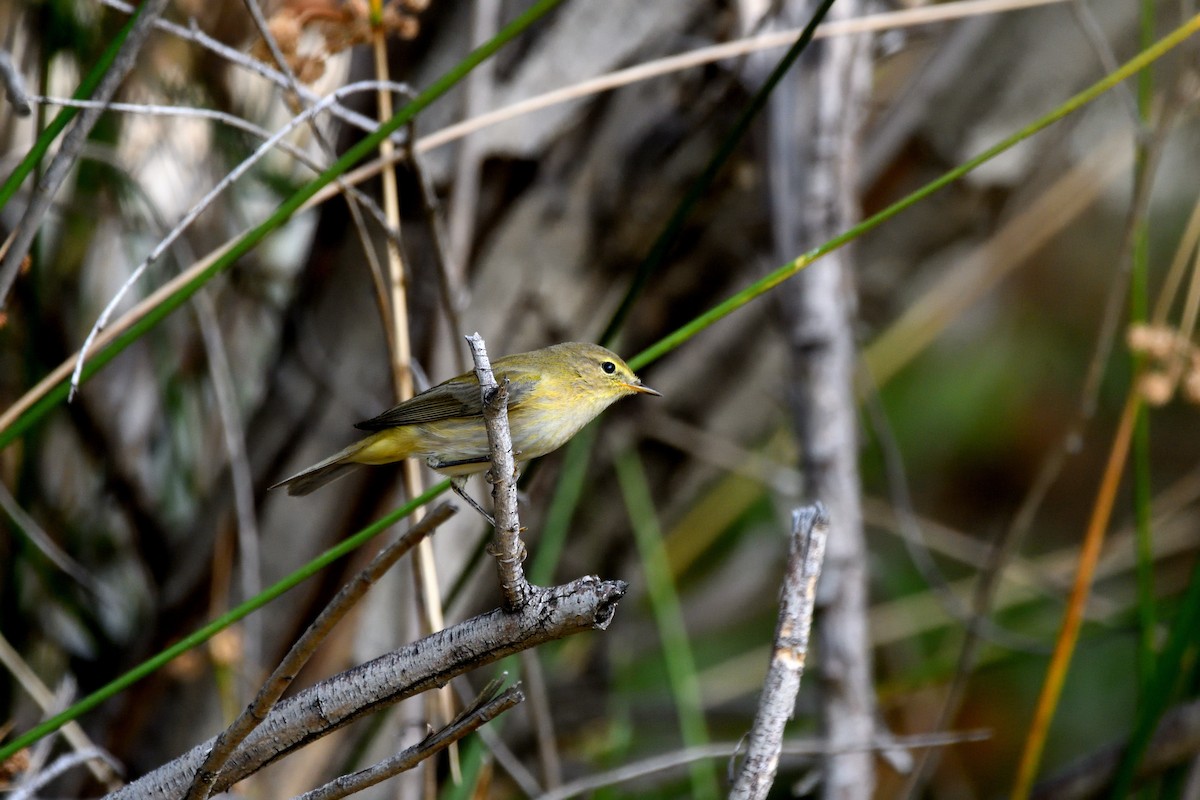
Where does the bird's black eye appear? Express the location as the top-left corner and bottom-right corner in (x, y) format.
(601, 361), (616, 374)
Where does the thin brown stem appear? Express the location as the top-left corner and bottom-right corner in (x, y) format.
(1011, 393), (1140, 799)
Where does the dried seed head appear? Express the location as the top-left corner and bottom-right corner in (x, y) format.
(0, 748), (31, 785)
(1184, 368), (1200, 406)
(1127, 323), (1179, 361)
(268, 13), (303, 54)
(1138, 371), (1175, 406)
(1127, 323), (1154, 353)
(382, 5), (420, 38)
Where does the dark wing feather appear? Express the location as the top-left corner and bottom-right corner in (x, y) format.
(354, 372), (537, 431)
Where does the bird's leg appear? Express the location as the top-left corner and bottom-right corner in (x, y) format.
(448, 474), (495, 527)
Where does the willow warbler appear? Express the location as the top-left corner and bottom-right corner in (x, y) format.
(271, 342), (659, 497)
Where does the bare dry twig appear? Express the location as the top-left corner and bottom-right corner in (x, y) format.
(10, 748), (122, 800)
(416, 0), (1069, 154)
(99, 0), (397, 140)
(730, 504), (829, 800)
(28, 94), (397, 235)
(65, 79), (412, 401)
(181, 504), (456, 800)
(0, 48), (31, 117)
(0, 483), (106, 601)
(0, 634), (122, 791)
(520, 648), (563, 788)
(465, 333), (532, 610)
(105, 576), (626, 798)
(406, 128), (468, 375)
(451, 679), (545, 795)
(192, 291), (263, 679)
(293, 683), (524, 800)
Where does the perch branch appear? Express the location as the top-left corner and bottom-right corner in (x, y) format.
(104, 577), (626, 798)
(465, 333), (532, 610)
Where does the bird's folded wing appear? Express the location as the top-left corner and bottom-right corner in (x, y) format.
(354, 374), (536, 430)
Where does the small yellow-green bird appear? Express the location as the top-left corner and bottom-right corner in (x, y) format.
(271, 342), (659, 499)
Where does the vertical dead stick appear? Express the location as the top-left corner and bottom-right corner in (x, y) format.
(465, 333), (532, 610)
(730, 503), (830, 800)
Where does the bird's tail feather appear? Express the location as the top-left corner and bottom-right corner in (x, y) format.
(270, 440), (367, 496)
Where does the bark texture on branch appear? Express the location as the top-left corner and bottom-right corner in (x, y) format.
(754, 0), (875, 797)
(731, 504), (829, 800)
(465, 332), (532, 610)
(294, 685), (525, 800)
(105, 577), (626, 798)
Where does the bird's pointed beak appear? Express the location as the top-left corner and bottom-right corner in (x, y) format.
(626, 381), (662, 397)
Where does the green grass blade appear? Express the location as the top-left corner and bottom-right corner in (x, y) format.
(617, 451), (720, 800)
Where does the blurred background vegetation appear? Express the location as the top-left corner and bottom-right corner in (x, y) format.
(2, 0), (1199, 797)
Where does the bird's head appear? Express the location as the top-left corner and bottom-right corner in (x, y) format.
(554, 342), (661, 406)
